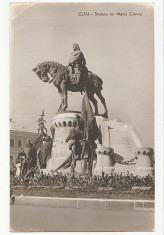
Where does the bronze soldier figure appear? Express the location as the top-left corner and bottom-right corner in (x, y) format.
(65, 115), (85, 177)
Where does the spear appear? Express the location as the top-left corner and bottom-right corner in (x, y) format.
(24, 165), (38, 179)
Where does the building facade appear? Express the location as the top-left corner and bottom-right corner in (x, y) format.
(10, 130), (39, 163)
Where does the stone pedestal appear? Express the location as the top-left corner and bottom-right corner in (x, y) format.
(46, 111), (80, 174)
(136, 147), (154, 177)
(95, 115), (111, 147)
(93, 145), (115, 176)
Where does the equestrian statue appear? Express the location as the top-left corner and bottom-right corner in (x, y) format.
(32, 44), (108, 117)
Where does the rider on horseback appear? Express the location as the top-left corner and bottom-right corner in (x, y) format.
(68, 44), (86, 85)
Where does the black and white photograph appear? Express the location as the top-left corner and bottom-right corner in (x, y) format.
(9, 1), (157, 232)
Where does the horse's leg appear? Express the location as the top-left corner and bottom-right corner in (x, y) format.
(60, 81), (68, 111)
(57, 87), (63, 112)
(58, 104), (62, 112)
(96, 91), (108, 117)
(88, 94), (98, 115)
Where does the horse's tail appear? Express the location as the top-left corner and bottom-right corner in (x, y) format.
(88, 71), (103, 91)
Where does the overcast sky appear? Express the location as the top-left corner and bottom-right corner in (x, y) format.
(10, 2), (154, 147)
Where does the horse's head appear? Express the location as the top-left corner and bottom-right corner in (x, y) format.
(32, 62), (50, 83)
(33, 61), (65, 84)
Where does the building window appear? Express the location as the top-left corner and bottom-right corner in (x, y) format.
(10, 139), (15, 147)
(26, 138), (31, 144)
(18, 139), (22, 147)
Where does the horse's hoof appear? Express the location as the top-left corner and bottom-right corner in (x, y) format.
(102, 113), (108, 119)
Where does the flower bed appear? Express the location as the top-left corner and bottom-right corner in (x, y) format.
(10, 170), (155, 200)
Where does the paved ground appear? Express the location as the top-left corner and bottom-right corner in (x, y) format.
(10, 205), (154, 232)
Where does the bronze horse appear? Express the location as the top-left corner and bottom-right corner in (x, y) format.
(32, 61), (108, 117)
